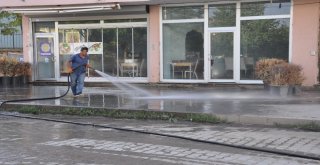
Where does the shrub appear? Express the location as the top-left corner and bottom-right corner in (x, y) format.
(255, 58), (287, 84)
(287, 64), (305, 85)
(21, 62), (32, 76)
(269, 63), (290, 86)
(269, 63), (305, 86)
(0, 57), (14, 77)
(7, 58), (20, 77)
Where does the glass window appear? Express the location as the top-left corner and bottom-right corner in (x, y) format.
(59, 27), (147, 78)
(210, 32), (234, 79)
(104, 18), (147, 23)
(103, 28), (117, 76)
(34, 22), (55, 33)
(241, 0), (291, 16)
(58, 20), (100, 24)
(134, 27), (148, 77)
(88, 29), (103, 77)
(102, 27), (147, 78)
(162, 6), (204, 20)
(163, 23), (204, 79)
(59, 29), (73, 77)
(118, 28), (133, 77)
(208, 4), (236, 27)
(58, 29), (88, 77)
(240, 18), (290, 80)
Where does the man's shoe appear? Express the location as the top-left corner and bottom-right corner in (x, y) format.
(74, 92), (83, 97)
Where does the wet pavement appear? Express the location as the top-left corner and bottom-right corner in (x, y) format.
(0, 115), (320, 165)
(1, 85), (320, 124)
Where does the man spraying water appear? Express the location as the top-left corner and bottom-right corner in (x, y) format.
(67, 47), (90, 97)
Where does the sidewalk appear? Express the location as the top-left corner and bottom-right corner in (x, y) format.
(1, 85), (320, 126)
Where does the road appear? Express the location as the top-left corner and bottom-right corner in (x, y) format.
(0, 115), (319, 165)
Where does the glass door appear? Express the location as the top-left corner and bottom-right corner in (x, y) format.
(209, 31), (235, 81)
(34, 34), (56, 80)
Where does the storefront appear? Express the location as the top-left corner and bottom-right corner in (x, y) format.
(32, 15), (148, 82)
(1, 0), (319, 86)
(161, 1), (291, 84)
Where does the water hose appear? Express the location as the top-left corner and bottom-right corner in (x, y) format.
(0, 70), (319, 162)
(0, 74), (70, 107)
(0, 64), (87, 107)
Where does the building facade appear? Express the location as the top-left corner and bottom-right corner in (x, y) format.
(1, 0), (319, 86)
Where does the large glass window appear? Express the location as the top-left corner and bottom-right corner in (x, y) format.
(58, 19), (147, 79)
(162, 2), (291, 82)
(162, 6), (204, 20)
(240, 18), (290, 80)
(241, 0), (291, 16)
(163, 23), (204, 79)
(208, 4), (236, 27)
(102, 27), (147, 78)
(59, 29), (88, 77)
(103, 29), (117, 77)
(134, 28), (147, 77)
(88, 29), (103, 77)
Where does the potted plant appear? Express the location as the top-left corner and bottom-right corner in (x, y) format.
(255, 58), (286, 90)
(287, 64), (305, 95)
(269, 63), (291, 97)
(21, 62), (31, 85)
(0, 57), (13, 87)
(8, 58), (22, 87)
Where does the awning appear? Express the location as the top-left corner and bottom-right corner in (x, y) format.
(1, 3), (121, 14)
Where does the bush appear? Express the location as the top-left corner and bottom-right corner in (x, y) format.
(287, 64), (305, 85)
(9, 59), (22, 77)
(255, 58), (287, 84)
(255, 58), (305, 86)
(0, 57), (15, 77)
(269, 63), (290, 86)
(21, 62), (31, 76)
(0, 57), (31, 77)
(269, 63), (305, 86)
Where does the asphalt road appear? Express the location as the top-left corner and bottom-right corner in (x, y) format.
(0, 115), (319, 165)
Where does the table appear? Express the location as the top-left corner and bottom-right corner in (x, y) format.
(121, 62), (139, 77)
(170, 62), (192, 79)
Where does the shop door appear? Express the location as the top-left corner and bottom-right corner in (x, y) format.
(209, 31), (235, 82)
(34, 34), (56, 80)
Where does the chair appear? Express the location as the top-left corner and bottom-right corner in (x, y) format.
(120, 59), (139, 77)
(184, 59), (199, 79)
(139, 59), (145, 77)
(171, 60), (185, 79)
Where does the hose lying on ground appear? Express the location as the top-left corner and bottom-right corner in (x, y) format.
(0, 74), (70, 107)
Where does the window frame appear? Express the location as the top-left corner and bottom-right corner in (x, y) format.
(160, 1), (292, 84)
(54, 16), (148, 82)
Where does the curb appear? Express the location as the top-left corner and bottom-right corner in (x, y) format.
(217, 114), (320, 126)
(2, 103), (320, 129)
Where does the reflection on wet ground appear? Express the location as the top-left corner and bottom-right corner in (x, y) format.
(1, 85), (320, 119)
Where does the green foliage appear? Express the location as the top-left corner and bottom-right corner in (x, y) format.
(0, 11), (22, 35)
(241, 19), (290, 60)
(3, 105), (225, 124)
